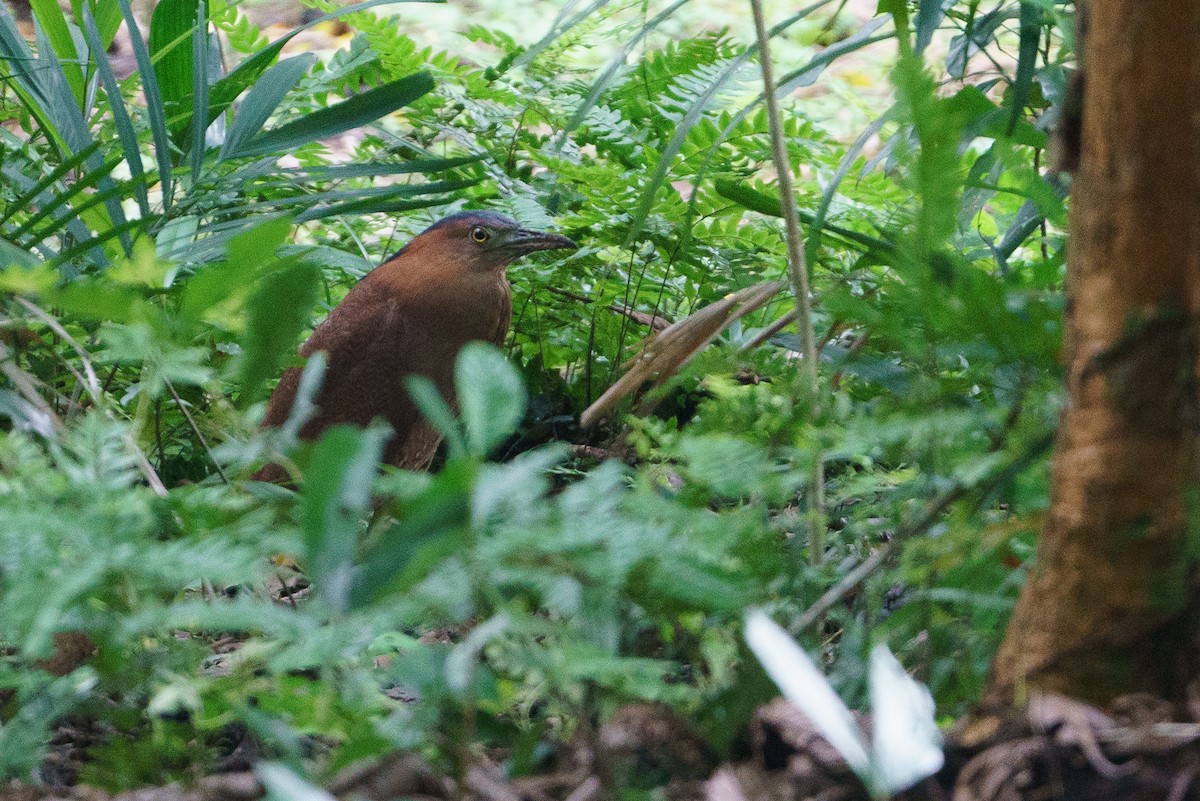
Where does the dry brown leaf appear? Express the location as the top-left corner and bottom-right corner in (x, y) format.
(580, 281), (785, 427)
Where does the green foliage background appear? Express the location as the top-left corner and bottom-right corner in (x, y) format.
(0, 0), (1072, 790)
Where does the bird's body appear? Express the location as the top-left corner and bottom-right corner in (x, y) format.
(255, 212), (575, 478)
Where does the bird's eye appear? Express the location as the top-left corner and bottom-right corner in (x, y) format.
(470, 226), (491, 243)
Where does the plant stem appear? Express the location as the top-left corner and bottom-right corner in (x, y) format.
(749, 0), (826, 564)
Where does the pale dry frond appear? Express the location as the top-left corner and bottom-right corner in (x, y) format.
(580, 280), (785, 427)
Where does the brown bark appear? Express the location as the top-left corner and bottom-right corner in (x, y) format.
(988, 0), (1200, 703)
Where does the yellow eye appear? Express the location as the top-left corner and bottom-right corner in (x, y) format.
(470, 226), (490, 243)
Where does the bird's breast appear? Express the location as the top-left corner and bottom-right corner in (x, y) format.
(402, 273), (511, 379)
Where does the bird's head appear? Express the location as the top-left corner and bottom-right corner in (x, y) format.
(409, 211), (577, 274)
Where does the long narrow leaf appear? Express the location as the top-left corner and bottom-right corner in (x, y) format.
(293, 194), (462, 223)
(7, 153), (124, 242)
(0, 164), (96, 252)
(29, 0), (84, 103)
(282, 154), (482, 181)
(715, 178), (896, 255)
(223, 72), (435, 160)
(512, 0), (613, 69)
(219, 54), (316, 160)
(1007, 3), (1041, 135)
(0, 4), (69, 155)
(149, 0), (198, 113)
(189, 0), (210, 183)
(25, 173), (151, 247)
(47, 216), (148, 266)
(34, 21), (133, 256)
(773, 19), (890, 92)
(80, 4), (149, 217)
(0, 141), (102, 228)
(914, 0), (947, 56)
(805, 107), (895, 264)
(116, 0), (175, 208)
(207, 0), (438, 128)
(559, 0), (691, 139)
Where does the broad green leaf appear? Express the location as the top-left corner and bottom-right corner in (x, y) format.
(221, 72), (434, 160)
(150, 0), (201, 112)
(454, 342), (526, 458)
(301, 422), (390, 614)
(179, 215), (293, 323)
(239, 262), (321, 405)
(404, 375), (466, 457)
(352, 459), (473, 606)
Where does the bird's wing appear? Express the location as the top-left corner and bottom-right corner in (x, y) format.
(260, 280), (419, 445)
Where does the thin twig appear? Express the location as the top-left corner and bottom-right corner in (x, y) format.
(14, 298), (167, 494)
(15, 297), (101, 402)
(740, 309), (797, 352)
(165, 377), (228, 484)
(750, 0), (826, 564)
(0, 341), (63, 430)
(131, 447), (168, 496)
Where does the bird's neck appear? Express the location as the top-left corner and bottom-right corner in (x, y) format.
(376, 261), (511, 347)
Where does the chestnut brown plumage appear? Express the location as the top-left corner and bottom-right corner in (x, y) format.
(255, 212), (576, 480)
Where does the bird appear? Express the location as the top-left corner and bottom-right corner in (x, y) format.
(254, 211), (577, 481)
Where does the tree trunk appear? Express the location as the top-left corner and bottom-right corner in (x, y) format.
(988, 0), (1200, 704)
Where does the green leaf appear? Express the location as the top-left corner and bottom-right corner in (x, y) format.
(714, 178), (896, 254)
(205, 0), (434, 129)
(116, 0), (174, 207)
(80, 4), (149, 217)
(179, 215), (292, 322)
(1007, 3), (1041, 135)
(301, 422), (390, 614)
(220, 54), (316, 160)
(624, 1), (829, 244)
(29, 0), (84, 104)
(914, 0), (946, 56)
(188, 0), (211, 182)
(149, 0), (201, 114)
(221, 72), (435, 160)
(404, 375), (465, 457)
(352, 459), (473, 606)
(454, 342), (526, 459)
(239, 263), (321, 405)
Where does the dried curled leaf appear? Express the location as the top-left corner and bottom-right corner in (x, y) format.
(580, 281), (785, 428)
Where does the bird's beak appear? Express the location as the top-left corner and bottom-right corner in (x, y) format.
(503, 227), (578, 257)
